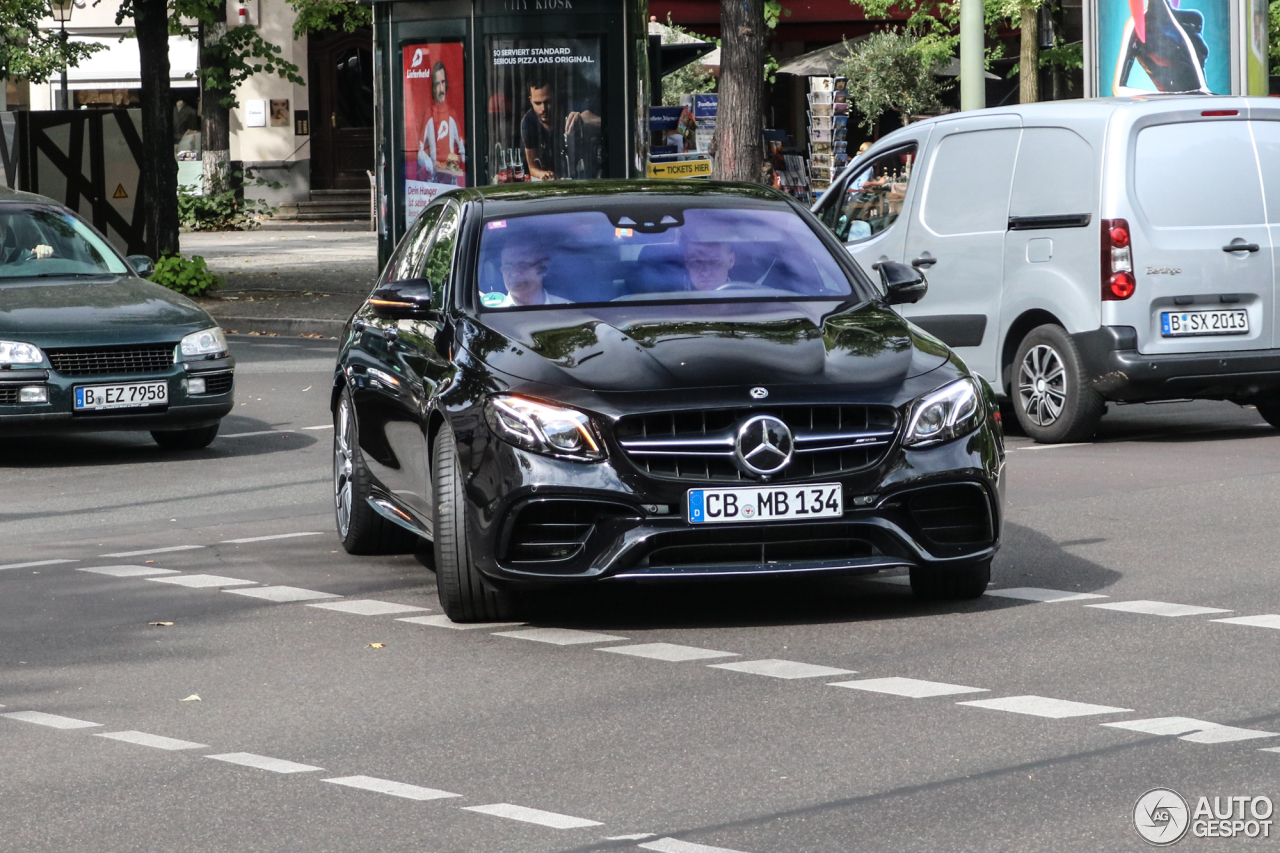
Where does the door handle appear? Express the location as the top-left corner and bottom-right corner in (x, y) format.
(911, 256), (938, 268)
(1223, 239), (1260, 253)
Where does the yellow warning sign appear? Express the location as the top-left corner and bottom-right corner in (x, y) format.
(113, 184), (128, 199)
(646, 159), (712, 179)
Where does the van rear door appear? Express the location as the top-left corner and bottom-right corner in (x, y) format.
(1122, 114), (1272, 356)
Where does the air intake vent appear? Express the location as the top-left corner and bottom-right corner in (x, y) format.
(907, 484), (993, 547)
(503, 501), (610, 563)
(48, 344), (175, 377)
(0, 386), (19, 404)
(197, 372), (234, 395)
(646, 522), (877, 567)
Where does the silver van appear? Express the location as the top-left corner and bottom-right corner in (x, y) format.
(814, 96), (1280, 442)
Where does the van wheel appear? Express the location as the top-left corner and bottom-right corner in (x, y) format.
(1253, 395), (1280, 430)
(1012, 325), (1104, 444)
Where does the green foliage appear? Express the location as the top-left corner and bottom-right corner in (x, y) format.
(1271, 0), (1280, 68)
(151, 254), (222, 297)
(289, 0), (371, 39)
(169, 0), (304, 108)
(837, 29), (948, 133)
(0, 0), (107, 82)
(764, 0), (791, 30)
(659, 16), (717, 107)
(854, 0), (963, 73)
(178, 171), (278, 231)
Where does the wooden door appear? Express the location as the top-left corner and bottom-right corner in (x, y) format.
(309, 29), (374, 190)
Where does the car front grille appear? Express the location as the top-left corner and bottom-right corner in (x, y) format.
(47, 344), (175, 377)
(614, 405), (899, 482)
(644, 522), (881, 567)
(906, 484), (994, 548)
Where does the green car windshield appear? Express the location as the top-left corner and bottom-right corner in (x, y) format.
(0, 207), (130, 279)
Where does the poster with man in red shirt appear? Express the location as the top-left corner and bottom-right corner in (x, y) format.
(403, 41), (466, 222)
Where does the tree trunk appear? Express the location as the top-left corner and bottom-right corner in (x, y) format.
(134, 0), (179, 257)
(1020, 4), (1039, 104)
(712, 0), (765, 182)
(200, 11), (232, 196)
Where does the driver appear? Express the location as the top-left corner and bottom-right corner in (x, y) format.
(0, 217), (53, 263)
(496, 239), (570, 306)
(683, 240), (736, 290)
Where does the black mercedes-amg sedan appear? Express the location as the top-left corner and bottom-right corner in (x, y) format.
(332, 181), (1004, 621)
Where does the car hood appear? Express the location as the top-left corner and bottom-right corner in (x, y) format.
(0, 275), (216, 347)
(460, 300), (951, 393)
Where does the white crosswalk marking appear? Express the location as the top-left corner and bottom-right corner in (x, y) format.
(493, 627), (628, 645)
(600, 643), (738, 662)
(867, 575), (911, 586)
(206, 753), (323, 773)
(99, 545), (205, 558)
(78, 565), (180, 577)
(2, 711), (101, 729)
(225, 586), (339, 602)
(1213, 615), (1280, 630)
(828, 677), (988, 698)
(147, 574), (257, 588)
(220, 532), (323, 544)
(986, 588), (1107, 603)
(640, 838), (751, 853)
(0, 559), (77, 571)
(96, 730), (208, 750)
(1104, 717), (1278, 744)
(323, 775), (461, 800)
(308, 600), (429, 616)
(958, 695), (1132, 718)
(710, 659), (855, 679)
(397, 615), (524, 629)
(462, 803), (602, 829)
(1086, 600), (1232, 617)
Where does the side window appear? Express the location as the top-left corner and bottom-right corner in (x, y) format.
(829, 145), (918, 242)
(1010, 127), (1095, 217)
(921, 128), (1020, 235)
(418, 204), (460, 309)
(1135, 121), (1264, 227)
(391, 205), (444, 281)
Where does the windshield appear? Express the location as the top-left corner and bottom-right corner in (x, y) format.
(0, 206), (130, 279)
(477, 206), (859, 309)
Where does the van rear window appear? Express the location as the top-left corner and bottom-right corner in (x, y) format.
(1134, 122), (1264, 228)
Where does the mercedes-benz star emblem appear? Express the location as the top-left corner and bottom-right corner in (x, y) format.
(750, 387), (769, 399)
(734, 415), (794, 477)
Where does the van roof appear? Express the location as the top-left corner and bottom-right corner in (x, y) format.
(909, 95), (1279, 130)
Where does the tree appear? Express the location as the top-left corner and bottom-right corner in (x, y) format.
(838, 30), (946, 134)
(0, 0), (105, 85)
(712, 0), (766, 182)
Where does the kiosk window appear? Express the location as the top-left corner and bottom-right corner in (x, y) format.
(829, 145), (917, 242)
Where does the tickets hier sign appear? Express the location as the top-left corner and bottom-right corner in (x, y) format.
(647, 158), (712, 179)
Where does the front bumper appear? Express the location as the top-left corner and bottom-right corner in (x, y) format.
(1075, 326), (1280, 402)
(0, 355), (235, 435)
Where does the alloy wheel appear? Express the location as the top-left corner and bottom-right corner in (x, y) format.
(1018, 344), (1067, 427)
(334, 398), (355, 538)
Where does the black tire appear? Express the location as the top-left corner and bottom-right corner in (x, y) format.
(333, 388), (422, 555)
(909, 558), (991, 600)
(432, 424), (515, 622)
(1254, 395), (1280, 429)
(151, 423), (219, 450)
(1011, 324), (1105, 444)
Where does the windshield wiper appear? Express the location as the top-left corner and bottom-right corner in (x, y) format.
(31, 272), (114, 278)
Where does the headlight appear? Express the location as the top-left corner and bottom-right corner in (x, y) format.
(904, 378), (983, 448)
(0, 340), (44, 366)
(180, 327), (228, 359)
(485, 395), (604, 461)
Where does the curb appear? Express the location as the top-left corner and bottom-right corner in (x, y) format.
(216, 316), (347, 338)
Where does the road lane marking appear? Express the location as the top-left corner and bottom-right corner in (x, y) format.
(607, 834), (657, 841)
(710, 660), (855, 679)
(1086, 600), (1232, 617)
(100, 545), (205, 558)
(829, 677), (988, 698)
(1017, 442), (1092, 451)
(0, 559), (77, 571)
(96, 731), (208, 750)
(640, 839), (751, 853)
(303, 425), (333, 430)
(78, 565), (180, 577)
(493, 627), (628, 645)
(323, 775), (461, 800)
(868, 576), (911, 585)
(986, 588), (1107, 603)
(147, 574), (257, 588)
(218, 430), (292, 439)
(225, 586), (339, 602)
(462, 803), (602, 829)
(958, 695), (1132, 718)
(220, 532), (323, 544)
(1104, 717), (1278, 744)
(397, 615), (523, 629)
(206, 752), (323, 773)
(1213, 615), (1280, 630)
(600, 643), (738, 662)
(2, 711), (101, 729)
(309, 600), (429, 616)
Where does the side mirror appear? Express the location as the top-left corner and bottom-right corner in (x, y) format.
(369, 278), (440, 319)
(875, 261), (928, 305)
(127, 254), (155, 278)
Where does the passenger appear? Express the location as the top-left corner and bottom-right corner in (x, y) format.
(682, 239), (736, 290)
(496, 239), (570, 306)
(0, 217), (52, 263)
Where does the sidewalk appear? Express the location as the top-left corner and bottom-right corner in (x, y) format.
(183, 229), (379, 337)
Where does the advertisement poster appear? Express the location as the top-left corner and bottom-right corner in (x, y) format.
(486, 36), (604, 184)
(1098, 0), (1229, 96)
(403, 41), (466, 223)
(1247, 0), (1269, 95)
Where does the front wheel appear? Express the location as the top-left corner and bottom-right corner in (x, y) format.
(333, 388), (422, 555)
(152, 423), (219, 450)
(910, 558), (991, 600)
(1012, 324), (1104, 444)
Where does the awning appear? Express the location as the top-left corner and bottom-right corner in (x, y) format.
(648, 21), (719, 68)
(65, 34), (198, 87)
(776, 39), (998, 79)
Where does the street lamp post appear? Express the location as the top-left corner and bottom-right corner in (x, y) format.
(49, 0), (74, 110)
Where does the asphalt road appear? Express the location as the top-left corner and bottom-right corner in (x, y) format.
(4, 337), (1280, 852)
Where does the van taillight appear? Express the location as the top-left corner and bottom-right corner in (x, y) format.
(1102, 218), (1135, 301)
